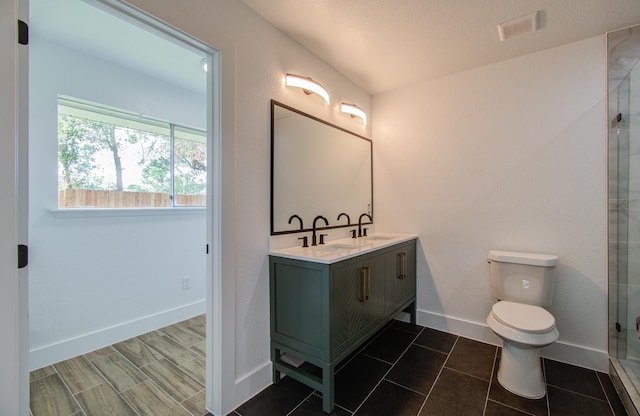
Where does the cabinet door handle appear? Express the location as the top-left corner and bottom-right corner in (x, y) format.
(360, 267), (370, 302)
(398, 253), (407, 280)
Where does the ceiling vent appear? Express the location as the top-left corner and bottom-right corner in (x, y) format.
(498, 11), (539, 42)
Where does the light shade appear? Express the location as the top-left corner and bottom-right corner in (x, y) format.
(285, 73), (330, 104)
(341, 103), (367, 125)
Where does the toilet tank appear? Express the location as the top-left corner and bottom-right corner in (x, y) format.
(488, 250), (558, 307)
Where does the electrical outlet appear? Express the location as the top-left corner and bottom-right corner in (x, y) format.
(182, 276), (191, 290)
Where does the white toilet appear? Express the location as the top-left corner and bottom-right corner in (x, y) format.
(486, 250), (559, 399)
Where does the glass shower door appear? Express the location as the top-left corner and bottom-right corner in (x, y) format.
(608, 23), (640, 414)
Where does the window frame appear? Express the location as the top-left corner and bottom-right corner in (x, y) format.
(56, 96), (207, 210)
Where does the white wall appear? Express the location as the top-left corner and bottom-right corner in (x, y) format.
(84, 0), (372, 412)
(373, 36), (608, 371)
(28, 37), (208, 369)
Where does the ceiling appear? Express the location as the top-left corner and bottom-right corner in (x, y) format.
(29, 0), (207, 94)
(29, 1), (640, 97)
(241, 0), (640, 95)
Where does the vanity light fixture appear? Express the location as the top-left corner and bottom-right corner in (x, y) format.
(341, 102), (367, 125)
(285, 73), (330, 104)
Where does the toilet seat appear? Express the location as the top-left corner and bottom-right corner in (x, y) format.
(487, 301), (559, 348)
(491, 301), (555, 334)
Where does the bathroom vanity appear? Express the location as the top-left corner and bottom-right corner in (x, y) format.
(269, 234), (417, 413)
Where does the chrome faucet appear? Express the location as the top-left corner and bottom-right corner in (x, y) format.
(288, 214), (304, 231)
(311, 215), (329, 246)
(358, 213), (372, 237)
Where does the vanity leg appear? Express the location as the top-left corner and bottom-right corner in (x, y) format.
(410, 301), (417, 325)
(321, 364), (335, 414)
(271, 346), (281, 383)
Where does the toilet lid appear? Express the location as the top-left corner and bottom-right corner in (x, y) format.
(491, 301), (555, 334)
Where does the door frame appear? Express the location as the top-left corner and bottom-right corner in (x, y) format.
(1, 0), (29, 414)
(9, 0), (238, 414)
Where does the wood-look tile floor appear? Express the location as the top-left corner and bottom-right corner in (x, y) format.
(30, 314), (207, 416)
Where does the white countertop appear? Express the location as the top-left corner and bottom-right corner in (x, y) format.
(268, 233), (418, 264)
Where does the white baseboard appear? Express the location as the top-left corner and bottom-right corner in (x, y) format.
(30, 300), (206, 371)
(416, 309), (609, 373)
(232, 361), (273, 412)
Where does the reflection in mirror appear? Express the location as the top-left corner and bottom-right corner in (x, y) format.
(271, 100), (373, 235)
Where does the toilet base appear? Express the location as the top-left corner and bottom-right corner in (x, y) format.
(497, 341), (545, 399)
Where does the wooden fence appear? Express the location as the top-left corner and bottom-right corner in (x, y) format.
(58, 189), (206, 208)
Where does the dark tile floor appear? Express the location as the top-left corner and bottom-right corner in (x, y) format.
(227, 320), (628, 416)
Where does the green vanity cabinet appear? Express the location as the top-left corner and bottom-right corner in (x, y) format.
(269, 238), (417, 414)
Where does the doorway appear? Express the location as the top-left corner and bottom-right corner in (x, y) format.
(27, 0), (216, 414)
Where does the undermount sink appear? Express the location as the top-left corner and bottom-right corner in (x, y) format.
(312, 243), (361, 252)
(362, 234), (397, 242)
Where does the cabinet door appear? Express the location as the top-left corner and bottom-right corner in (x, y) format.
(384, 242), (416, 313)
(331, 253), (384, 352)
(401, 243), (417, 304)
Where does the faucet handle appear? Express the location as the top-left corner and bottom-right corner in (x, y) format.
(319, 234), (328, 245)
(351, 229), (357, 238)
(298, 236), (309, 248)
(362, 228), (368, 237)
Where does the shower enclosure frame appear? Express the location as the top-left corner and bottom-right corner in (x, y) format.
(608, 23), (640, 416)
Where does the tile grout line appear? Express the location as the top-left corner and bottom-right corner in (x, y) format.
(134, 333), (207, 413)
(596, 371), (624, 416)
(48, 358), (100, 416)
(484, 351), (538, 416)
(411, 341), (456, 356)
(545, 382), (614, 403)
(92, 341), (154, 411)
(384, 377), (428, 397)
(79, 349), (143, 416)
(333, 323), (393, 377)
(416, 335), (460, 416)
(146, 321), (210, 412)
(139, 331), (203, 371)
(481, 348), (499, 416)
(285, 391), (316, 416)
(480, 351), (537, 416)
(58, 365), (87, 416)
(442, 366), (495, 384)
(159, 324), (205, 350)
(349, 325), (427, 415)
(487, 398), (537, 416)
(309, 391), (354, 415)
(543, 359), (550, 416)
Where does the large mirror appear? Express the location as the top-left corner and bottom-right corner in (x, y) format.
(271, 100), (373, 235)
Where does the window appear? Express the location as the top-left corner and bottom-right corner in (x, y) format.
(57, 97), (206, 208)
